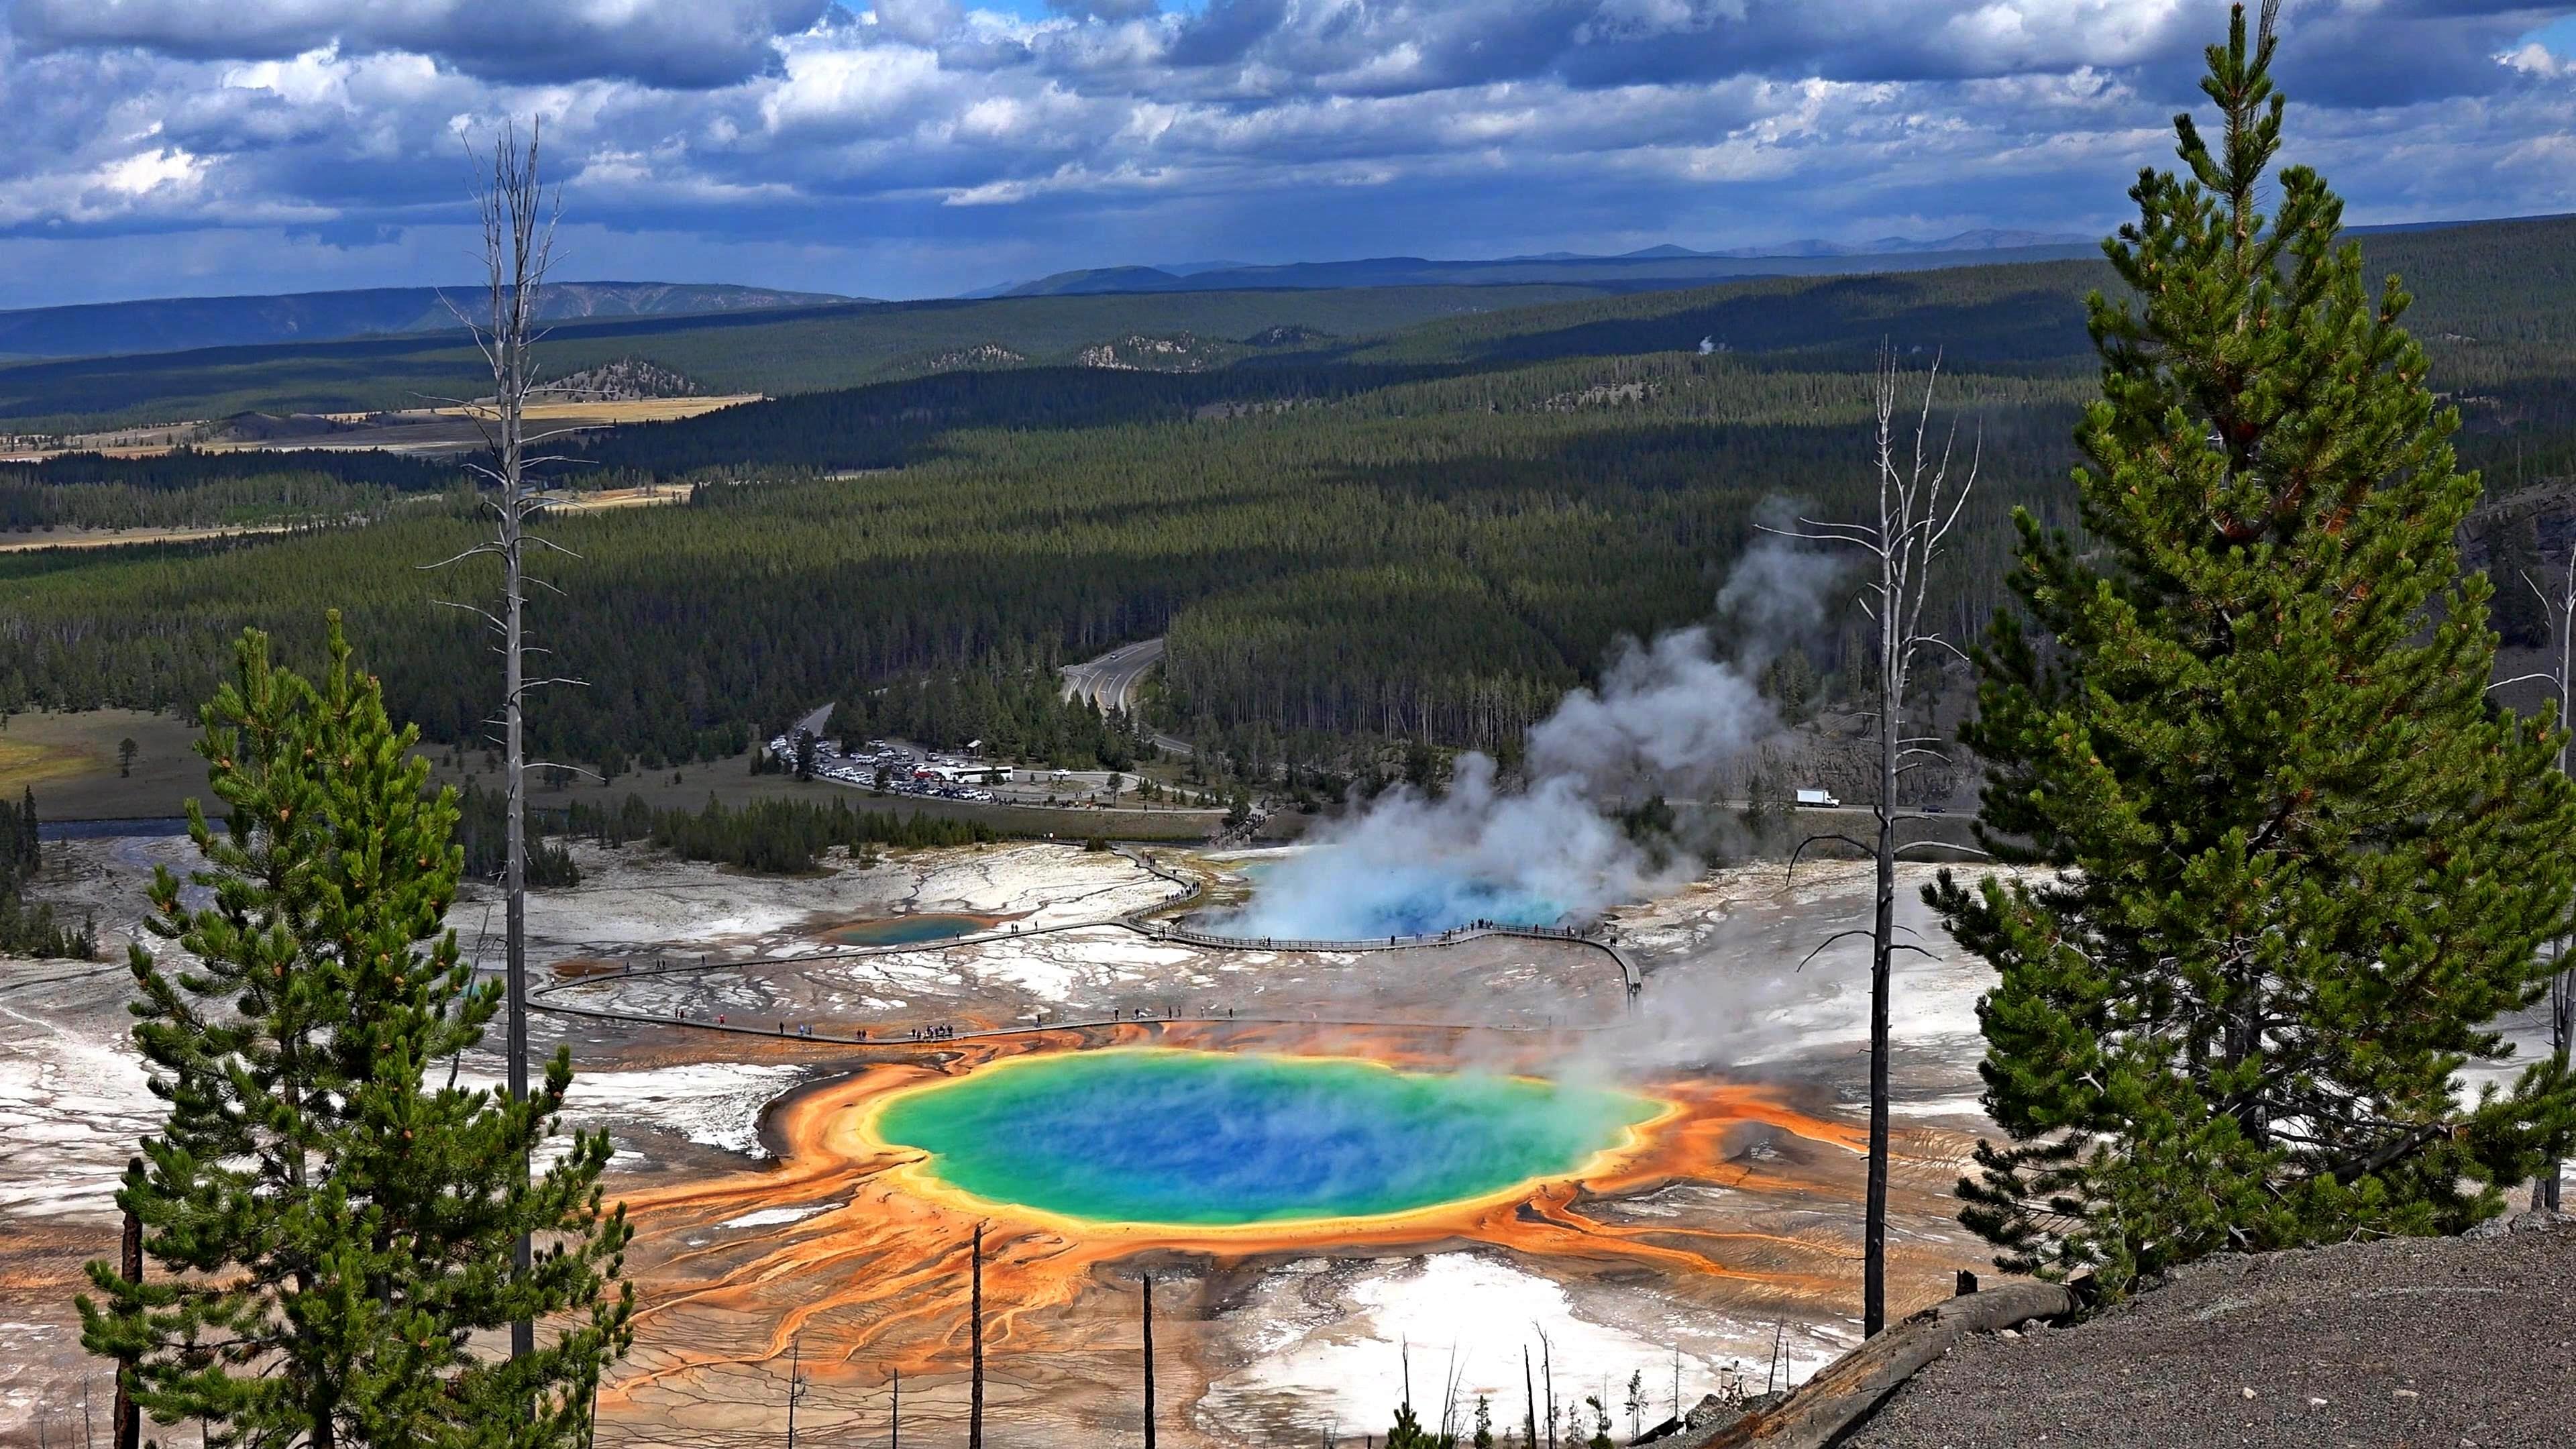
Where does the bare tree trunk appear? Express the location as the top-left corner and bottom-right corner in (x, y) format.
(1523, 1348), (1539, 1449)
(113, 1164), (140, 1449)
(2531, 549), (2576, 1211)
(502, 436), (531, 1360)
(504, 199), (536, 1362)
(433, 120), (561, 1363)
(1539, 1330), (1555, 1449)
(890, 1369), (900, 1449)
(785, 1337), (800, 1449)
(1141, 1273), (1157, 1449)
(2551, 961), (2572, 1211)
(968, 1223), (985, 1449)
(1771, 348), (1978, 1339)
(1866, 639), (1896, 1337)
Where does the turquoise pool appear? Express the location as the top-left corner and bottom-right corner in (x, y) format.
(871, 1049), (1659, 1226)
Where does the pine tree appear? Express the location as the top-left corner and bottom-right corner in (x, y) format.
(78, 616), (632, 1447)
(1383, 1400), (1451, 1449)
(1929, 3), (2576, 1294)
(2486, 514), (2550, 651)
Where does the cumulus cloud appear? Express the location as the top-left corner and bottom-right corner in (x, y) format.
(0, 0), (2568, 304)
(11, 0), (833, 88)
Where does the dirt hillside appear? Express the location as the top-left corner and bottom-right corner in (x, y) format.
(1841, 1213), (2575, 1449)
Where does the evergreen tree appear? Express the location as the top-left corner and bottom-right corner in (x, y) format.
(1383, 1399), (1451, 1449)
(0, 786), (92, 960)
(11, 786), (34, 879)
(1584, 1395), (1613, 1449)
(79, 616), (632, 1448)
(2486, 514), (2550, 651)
(1929, 3), (2576, 1294)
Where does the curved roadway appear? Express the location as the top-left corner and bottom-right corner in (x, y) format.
(1059, 637), (1194, 755)
(1059, 637), (1164, 713)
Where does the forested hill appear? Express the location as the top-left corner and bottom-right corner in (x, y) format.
(983, 236), (2100, 297)
(7, 210), (2563, 436)
(0, 282), (856, 363)
(0, 284), (1617, 433)
(7, 212), (2576, 783)
(566, 212), (2576, 480)
(2, 351), (2082, 772)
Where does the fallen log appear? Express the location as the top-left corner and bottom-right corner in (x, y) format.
(1682, 1277), (2080, 1449)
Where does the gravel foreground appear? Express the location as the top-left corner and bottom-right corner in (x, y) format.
(1839, 1213), (2575, 1449)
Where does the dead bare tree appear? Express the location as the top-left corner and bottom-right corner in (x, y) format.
(1534, 1325), (1556, 1449)
(1770, 347), (1980, 1336)
(2504, 543), (2576, 1210)
(968, 1222), (986, 1449)
(784, 1335), (809, 1449)
(1521, 1347), (1540, 1449)
(1140, 1272), (1157, 1449)
(113, 1159), (140, 1449)
(420, 117), (583, 1362)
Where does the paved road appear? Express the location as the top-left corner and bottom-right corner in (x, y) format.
(1060, 637), (1164, 712)
(1060, 637), (1193, 753)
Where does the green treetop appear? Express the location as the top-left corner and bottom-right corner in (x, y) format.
(1930, 3), (2576, 1294)
(1385, 1397), (1455, 1449)
(80, 616), (631, 1448)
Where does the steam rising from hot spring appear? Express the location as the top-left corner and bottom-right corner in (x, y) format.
(1215, 539), (1841, 940)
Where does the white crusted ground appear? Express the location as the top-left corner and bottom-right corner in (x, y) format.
(1196, 1252), (1846, 1444)
(0, 987), (160, 1220)
(487, 840), (1172, 959)
(0, 839), (1178, 1228)
(456, 1060), (810, 1159)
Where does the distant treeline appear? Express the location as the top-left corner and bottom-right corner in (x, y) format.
(2, 450), (450, 533)
(0, 282), (1598, 431)
(455, 782), (582, 888)
(17, 449), (458, 492)
(0, 354), (2122, 771)
(568, 362), (1462, 477)
(0, 448), (675, 533)
(566, 793), (996, 874)
(841, 672), (1155, 770)
(0, 790), (97, 959)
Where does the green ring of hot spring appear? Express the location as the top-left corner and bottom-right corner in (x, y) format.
(868, 1049), (1662, 1226)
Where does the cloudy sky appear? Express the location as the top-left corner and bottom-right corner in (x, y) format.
(1, 1), (2573, 307)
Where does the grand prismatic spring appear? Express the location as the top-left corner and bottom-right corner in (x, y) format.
(866, 1048), (1664, 1226)
(592, 1014), (1974, 1446)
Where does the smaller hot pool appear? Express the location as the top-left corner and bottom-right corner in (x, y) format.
(825, 912), (1014, 947)
(1205, 859), (1568, 940)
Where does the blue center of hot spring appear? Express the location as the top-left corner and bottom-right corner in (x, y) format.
(871, 1050), (1657, 1225)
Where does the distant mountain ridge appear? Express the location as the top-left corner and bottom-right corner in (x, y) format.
(0, 282), (858, 362)
(1508, 229), (2094, 262)
(974, 230), (2100, 299)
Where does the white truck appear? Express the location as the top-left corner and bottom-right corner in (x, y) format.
(1795, 788), (1841, 808)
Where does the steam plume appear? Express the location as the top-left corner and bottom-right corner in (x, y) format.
(1215, 537), (1845, 941)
